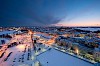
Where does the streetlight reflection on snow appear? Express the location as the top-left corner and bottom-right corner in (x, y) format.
(17, 45), (25, 50)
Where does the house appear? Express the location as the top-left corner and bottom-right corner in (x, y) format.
(93, 45), (100, 59)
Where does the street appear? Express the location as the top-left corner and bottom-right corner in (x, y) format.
(0, 34), (34, 66)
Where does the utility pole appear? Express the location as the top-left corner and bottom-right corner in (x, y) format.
(28, 30), (34, 60)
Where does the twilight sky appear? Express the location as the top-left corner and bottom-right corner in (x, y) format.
(0, 0), (100, 26)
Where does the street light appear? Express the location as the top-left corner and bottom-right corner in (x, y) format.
(75, 48), (79, 55)
(28, 30), (35, 61)
(28, 30), (34, 47)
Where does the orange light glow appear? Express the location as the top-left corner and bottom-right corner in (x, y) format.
(75, 48), (79, 54)
(17, 45), (25, 50)
(56, 21), (100, 27)
(28, 30), (33, 35)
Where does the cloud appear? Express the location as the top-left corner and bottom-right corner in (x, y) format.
(0, 0), (64, 26)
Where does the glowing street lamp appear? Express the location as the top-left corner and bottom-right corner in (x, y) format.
(28, 30), (35, 61)
(28, 30), (34, 47)
(28, 30), (33, 35)
(75, 48), (79, 55)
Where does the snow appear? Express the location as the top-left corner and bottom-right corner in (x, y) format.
(0, 34), (34, 66)
(0, 32), (96, 66)
(37, 48), (94, 66)
(1, 44), (33, 66)
(0, 31), (15, 35)
(0, 33), (51, 66)
(75, 28), (100, 31)
(34, 34), (52, 39)
(0, 31), (15, 45)
(0, 38), (9, 45)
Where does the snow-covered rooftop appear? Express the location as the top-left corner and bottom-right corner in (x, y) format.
(75, 28), (100, 31)
(0, 31), (15, 35)
(34, 34), (52, 39)
(37, 48), (94, 66)
(0, 38), (9, 45)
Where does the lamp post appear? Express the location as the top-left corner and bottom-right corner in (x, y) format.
(47, 62), (48, 66)
(28, 30), (35, 61)
(28, 30), (34, 48)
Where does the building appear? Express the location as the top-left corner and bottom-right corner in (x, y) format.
(94, 45), (100, 58)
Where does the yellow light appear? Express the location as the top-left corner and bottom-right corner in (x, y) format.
(28, 30), (33, 35)
(17, 45), (25, 50)
(75, 49), (79, 54)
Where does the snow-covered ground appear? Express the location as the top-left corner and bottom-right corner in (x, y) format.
(0, 33), (96, 66)
(0, 30), (15, 45)
(0, 34), (33, 66)
(37, 48), (94, 66)
(75, 28), (100, 31)
(0, 34), (49, 66)
(0, 38), (9, 45)
(0, 31), (15, 35)
(1, 44), (32, 66)
(0, 31), (15, 45)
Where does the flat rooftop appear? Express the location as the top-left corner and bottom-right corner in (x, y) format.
(37, 48), (94, 66)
